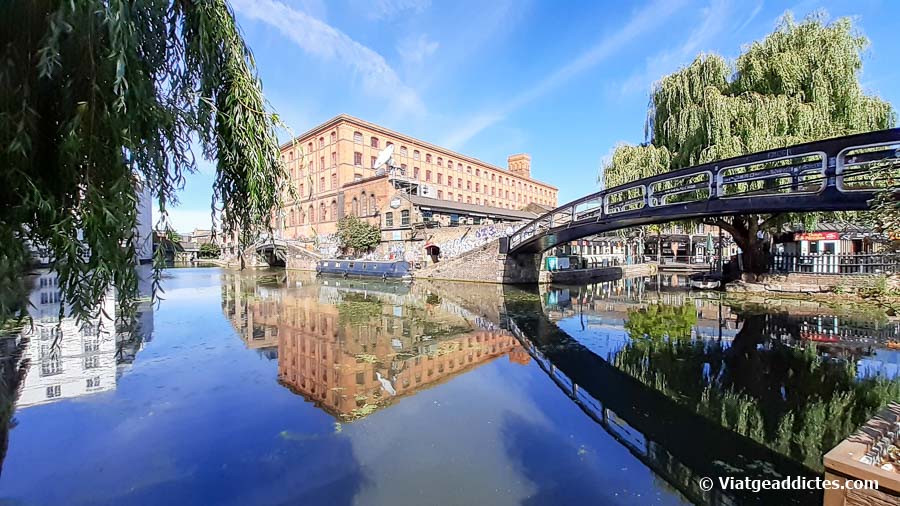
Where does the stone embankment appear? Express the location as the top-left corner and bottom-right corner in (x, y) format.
(727, 273), (900, 294)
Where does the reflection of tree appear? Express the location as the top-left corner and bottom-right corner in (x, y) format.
(616, 306), (900, 472)
(624, 303), (697, 341)
(0, 337), (28, 477)
(337, 293), (383, 326)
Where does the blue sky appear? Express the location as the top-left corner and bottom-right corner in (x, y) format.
(164, 0), (900, 232)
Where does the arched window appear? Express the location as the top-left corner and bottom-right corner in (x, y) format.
(370, 137), (379, 148)
(330, 131), (336, 144)
(330, 200), (337, 221)
(370, 193), (376, 213)
(401, 210), (410, 226)
(309, 205), (315, 224)
(353, 131), (363, 143)
(318, 137), (324, 148)
(290, 209), (295, 226)
(319, 202), (326, 222)
(413, 150), (420, 160)
(351, 198), (359, 216)
(425, 153), (432, 163)
(436, 157), (442, 167)
(331, 173), (337, 189)
(300, 209), (306, 224)
(360, 192), (367, 216)
(400, 146), (408, 157)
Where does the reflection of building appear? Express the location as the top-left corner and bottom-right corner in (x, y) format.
(222, 271), (525, 420)
(17, 273), (117, 408)
(8, 270), (154, 409)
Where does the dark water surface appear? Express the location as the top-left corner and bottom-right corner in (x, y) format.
(1, 268), (898, 505)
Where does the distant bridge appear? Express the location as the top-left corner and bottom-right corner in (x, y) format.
(503, 129), (900, 255)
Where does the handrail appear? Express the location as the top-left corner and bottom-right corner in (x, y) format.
(508, 129), (900, 253)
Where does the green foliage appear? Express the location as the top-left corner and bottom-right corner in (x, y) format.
(337, 292), (383, 326)
(601, 13), (896, 273)
(199, 242), (221, 258)
(336, 216), (381, 255)
(624, 303), (697, 341)
(0, 1), (289, 326)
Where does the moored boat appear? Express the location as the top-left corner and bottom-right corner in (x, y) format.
(689, 272), (722, 290)
(316, 259), (412, 279)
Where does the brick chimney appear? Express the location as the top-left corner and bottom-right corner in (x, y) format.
(507, 153), (531, 178)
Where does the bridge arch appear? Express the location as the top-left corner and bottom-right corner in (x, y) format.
(503, 129), (900, 255)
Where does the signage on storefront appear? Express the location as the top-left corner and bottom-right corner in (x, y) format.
(794, 232), (839, 241)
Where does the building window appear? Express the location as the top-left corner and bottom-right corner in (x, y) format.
(401, 163), (407, 175)
(354, 152), (362, 166)
(413, 167), (420, 179)
(351, 198), (359, 216)
(447, 192), (451, 200)
(437, 157), (442, 167)
(491, 173), (496, 181)
(476, 169), (481, 177)
(400, 146), (408, 157)
(413, 150), (420, 160)
(385, 212), (394, 227)
(371, 156), (377, 168)
(309, 205), (315, 223)
(401, 210), (410, 226)
(320, 176), (325, 191)
(448, 176), (453, 187)
(371, 137), (379, 148)
(476, 183), (480, 192)
(320, 156), (325, 170)
(318, 137), (324, 149)
(437, 173), (443, 184)
(458, 163), (463, 171)
(308, 142), (313, 152)
(354, 131), (363, 143)
(425, 153), (432, 163)
(467, 196), (472, 204)
(331, 152), (336, 166)
(467, 181), (471, 190)
(360, 193), (368, 216)
(426, 170), (432, 182)
(438, 190), (444, 199)
(46, 385), (61, 399)
(467, 166), (472, 175)
(331, 201), (337, 220)
(319, 203), (326, 222)
(330, 173), (337, 189)
(299, 182), (304, 196)
(476, 198), (481, 205)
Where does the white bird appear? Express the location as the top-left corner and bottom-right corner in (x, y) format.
(375, 372), (396, 396)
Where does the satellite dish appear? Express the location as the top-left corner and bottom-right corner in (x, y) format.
(373, 144), (394, 169)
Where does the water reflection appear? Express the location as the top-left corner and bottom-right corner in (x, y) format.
(0, 270), (154, 472)
(516, 277), (900, 502)
(221, 271), (527, 421)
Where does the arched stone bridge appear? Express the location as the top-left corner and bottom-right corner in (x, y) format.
(502, 129), (900, 255)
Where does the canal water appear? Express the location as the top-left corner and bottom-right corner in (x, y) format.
(1, 267), (899, 505)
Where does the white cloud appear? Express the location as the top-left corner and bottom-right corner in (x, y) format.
(441, 0), (686, 149)
(396, 33), (439, 67)
(619, 0), (737, 97)
(231, 0), (424, 114)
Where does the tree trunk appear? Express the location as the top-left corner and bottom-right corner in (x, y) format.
(706, 217), (770, 276)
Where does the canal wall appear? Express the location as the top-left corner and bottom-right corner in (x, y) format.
(728, 273), (899, 294)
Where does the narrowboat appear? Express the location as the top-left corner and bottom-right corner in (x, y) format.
(316, 259), (412, 280)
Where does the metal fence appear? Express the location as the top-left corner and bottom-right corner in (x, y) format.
(769, 253), (900, 274)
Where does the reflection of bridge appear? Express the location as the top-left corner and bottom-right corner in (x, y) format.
(500, 287), (819, 505)
(505, 130), (900, 254)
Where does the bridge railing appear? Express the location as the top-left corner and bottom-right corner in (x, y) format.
(769, 253), (900, 275)
(507, 129), (900, 252)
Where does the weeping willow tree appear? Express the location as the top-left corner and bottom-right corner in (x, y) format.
(0, 1), (290, 325)
(602, 13), (896, 273)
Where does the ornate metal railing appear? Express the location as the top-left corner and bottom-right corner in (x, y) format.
(507, 129), (900, 253)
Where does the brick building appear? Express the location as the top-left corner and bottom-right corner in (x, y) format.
(276, 114), (558, 239)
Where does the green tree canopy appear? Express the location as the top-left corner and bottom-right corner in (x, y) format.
(602, 13), (896, 272)
(336, 216), (381, 255)
(1, 1), (289, 324)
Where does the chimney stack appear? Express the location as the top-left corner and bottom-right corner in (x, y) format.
(507, 153), (531, 178)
